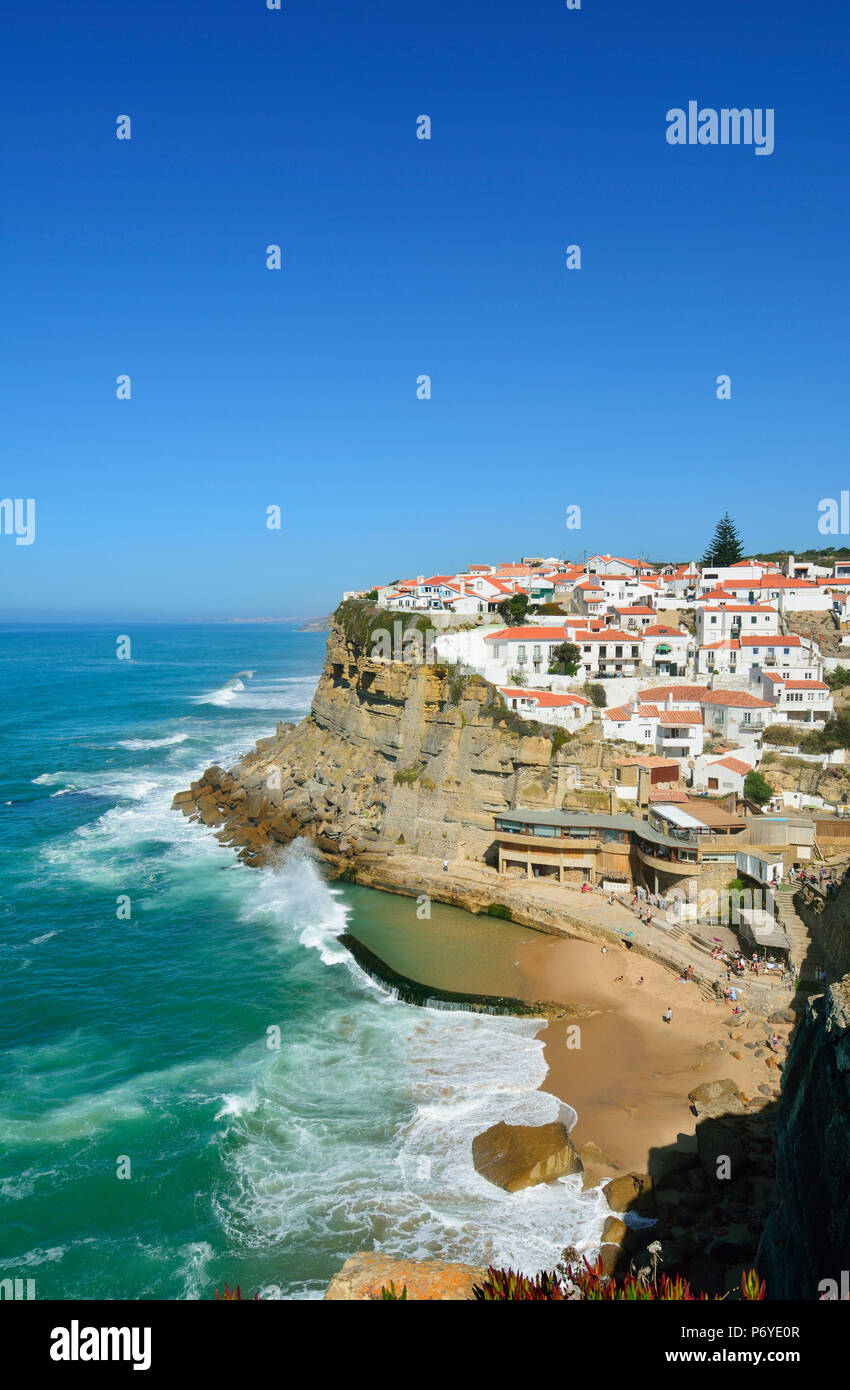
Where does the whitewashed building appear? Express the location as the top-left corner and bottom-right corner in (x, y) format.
(498, 687), (593, 729)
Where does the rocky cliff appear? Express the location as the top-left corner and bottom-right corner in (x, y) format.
(758, 975), (850, 1299)
(173, 601), (623, 870)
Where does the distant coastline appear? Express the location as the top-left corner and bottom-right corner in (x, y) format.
(219, 615), (332, 629)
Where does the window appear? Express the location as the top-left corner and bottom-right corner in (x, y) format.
(517, 645), (526, 661)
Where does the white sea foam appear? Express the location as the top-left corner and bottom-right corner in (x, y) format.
(194, 674), (249, 706)
(214, 851), (609, 1291)
(117, 734), (190, 750)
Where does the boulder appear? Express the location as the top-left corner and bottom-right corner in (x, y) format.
(688, 1078), (745, 1118)
(472, 1119), (582, 1192)
(603, 1172), (655, 1215)
(323, 1252), (488, 1300)
(598, 1217), (628, 1276)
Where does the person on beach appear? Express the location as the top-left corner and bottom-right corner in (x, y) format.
(614, 974), (624, 982)
(442, 859), (448, 873)
(601, 946), (607, 955)
(769, 1033), (781, 1052)
(663, 1007), (672, 1024)
(636, 976), (644, 986)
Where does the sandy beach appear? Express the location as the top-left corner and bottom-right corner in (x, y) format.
(512, 934), (788, 1175)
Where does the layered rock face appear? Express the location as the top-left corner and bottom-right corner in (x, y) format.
(758, 976), (850, 1299)
(173, 609), (616, 868)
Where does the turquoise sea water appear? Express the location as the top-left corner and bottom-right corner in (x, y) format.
(0, 624), (607, 1299)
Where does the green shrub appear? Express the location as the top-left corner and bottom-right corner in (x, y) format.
(744, 770), (773, 805)
(584, 683), (607, 708)
(762, 724), (802, 746)
(393, 764), (424, 786)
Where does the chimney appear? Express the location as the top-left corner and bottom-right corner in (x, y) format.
(787, 553), (794, 578)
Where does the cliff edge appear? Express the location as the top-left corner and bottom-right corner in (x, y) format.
(173, 600), (616, 870)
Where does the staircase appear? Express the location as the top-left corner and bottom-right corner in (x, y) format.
(773, 887), (826, 981)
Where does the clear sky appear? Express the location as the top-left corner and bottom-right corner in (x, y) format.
(2, 0), (849, 619)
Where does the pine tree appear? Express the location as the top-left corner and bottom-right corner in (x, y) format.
(701, 513), (744, 568)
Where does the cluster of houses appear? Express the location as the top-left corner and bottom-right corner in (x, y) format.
(345, 553), (850, 920)
(349, 551), (843, 807)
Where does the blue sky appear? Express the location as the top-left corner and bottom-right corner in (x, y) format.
(2, 0), (849, 619)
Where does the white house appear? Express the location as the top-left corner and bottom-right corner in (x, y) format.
(690, 752), (754, 797)
(484, 626), (572, 680)
(498, 687), (593, 730)
(576, 629), (644, 676)
(758, 673), (834, 724)
(602, 698), (703, 765)
(640, 624), (692, 678)
(637, 684), (774, 759)
(611, 605), (657, 631)
(574, 580), (608, 618)
(586, 554), (657, 577)
(695, 604), (779, 645)
(711, 575), (833, 612)
(698, 560), (781, 591)
(697, 639), (749, 677)
(699, 690), (774, 751)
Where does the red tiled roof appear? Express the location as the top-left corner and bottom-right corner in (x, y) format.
(701, 690), (772, 708)
(499, 687), (589, 708)
(603, 706), (633, 721)
(643, 625), (683, 637)
(656, 710), (702, 726)
(710, 756), (753, 775)
(740, 634), (802, 647)
(701, 604), (777, 613)
(638, 684), (709, 702)
(485, 626), (567, 641)
(783, 680), (828, 690)
(580, 630), (638, 643)
(638, 683), (771, 710)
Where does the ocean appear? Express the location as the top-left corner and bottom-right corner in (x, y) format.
(0, 623), (608, 1299)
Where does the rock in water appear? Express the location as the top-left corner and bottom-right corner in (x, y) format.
(471, 1119), (583, 1192)
(603, 1172), (656, 1215)
(323, 1253), (488, 1300)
